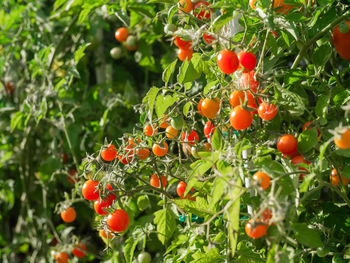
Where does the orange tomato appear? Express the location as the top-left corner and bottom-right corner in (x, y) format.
(330, 168), (350, 187)
(229, 105), (253, 130)
(60, 207), (76, 223)
(198, 99), (205, 116)
(253, 172), (271, 190)
(177, 48), (193, 61)
(229, 90), (257, 109)
(72, 243), (87, 258)
(277, 134), (298, 156)
(100, 230), (114, 239)
(258, 102), (278, 121)
(115, 27), (129, 42)
(101, 144), (117, 161)
(152, 142), (169, 157)
(245, 219), (268, 239)
(333, 21), (350, 60)
(334, 129), (350, 149)
(178, 0), (193, 13)
(201, 98), (221, 119)
(136, 148), (150, 160)
(144, 124), (158, 136)
(150, 174), (167, 188)
(166, 126), (179, 139)
(54, 252), (69, 263)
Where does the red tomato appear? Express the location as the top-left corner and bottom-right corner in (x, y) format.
(193, 1), (212, 20)
(94, 197), (113, 215)
(177, 181), (187, 197)
(240, 71), (259, 92)
(229, 106), (253, 130)
(258, 102), (278, 120)
(107, 209), (129, 232)
(61, 207), (76, 223)
(333, 21), (350, 60)
(174, 37), (192, 50)
(261, 209), (273, 225)
(245, 219), (268, 239)
(101, 144), (117, 161)
(330, 168), (350, 186)
(177, 48), (193, 61)
(144, 124), (157, 136)
(72, 243), (86, 258)
(82, 180), (99, 201)
(203, 33), (215, 44)
(237, 51), (257, 71)
(136, 148), (150, 160)
(277, 134), (298, 156)
(150, 174), (167, 188)
(186, 130), (199, 145)
(204, 121), (216, 138)
(217, 49), (239, 74)
(302, 121), (321, 140)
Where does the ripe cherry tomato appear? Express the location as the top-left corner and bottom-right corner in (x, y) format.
(291, 155), (309, 180)
(150, 174), (167, 188)
(82, 180), (99, 201)
(61, 207), (76, 223)
(144, 124), (158, 136)
(237, 51), (257, 71)
(54, 252), (69, 263)
(229, 105), (253, 130)
(99, 229), (114, 239)
(178, 0), (193, 13)
(193, 1), (212, 20)
(302, 121), (321, 140)
(94, 197), (113, 215)
(261, 209), (273, 225)
(177, 48), (193, 61)
(201, 98), (221, 119)
(182, 130), (199, 145)
(72, 243), (86, 258)
(240, 71), (259, 92)
(203, 33), (215, 44)
(159, 116), (170, 129)
(330, 168), (350, 187)
(115, 27), (129, 42)
(217, 49), (239, 74)
(277, 134), (298, 156)
(152, 142), (169, 157)
(245, 219), (268, 239)
(333, 21), (350, 60)
(204, 121), (216, 138)
(166, 126), (179, 139)
(177, 181), (195, 200)
(253, 172), (271, 190)
(136, 148), (150, 160)
(229, 90), (257, 109)
(107, 209), (129, 232)
(198, 99), (205, 116)
(249, 0), (256, 9)
(258, 102), (278, 121)
(101, 144), (117, 161)
(174, 37), (192, 50)
(334, 129), (350, 149)
(128, 137), (141, 147)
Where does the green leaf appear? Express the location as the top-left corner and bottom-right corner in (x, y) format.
(298, 128), (318, 154)
(293, 223), (323, 248)
(183, 101), (191, 117)
(210, 177), (226, 210)
(11, 111), (23, 131)
(216, 160), (233, 176)
(124, 235), (142, 263)
(142, 87), (159, 119)
(155, 94), (178, 119)
(203, 80), (218, 95)
(315, 94), (330, 119)
(335, 148), (350, 157)
(211, 129), (223, 151)
(74, 43), (90, 64)
(333, 90), (350, 106)
(173, 197), (213, 217)
(177, 58), (201, 84)
(162, 60), (177, 84)
(342, 166), (350, 179)
(227, 177), (242, 257)
(274, 81), (305, 116)
(153, 208), (176, 245)
(312, 42), (332, 67)
(300, 173), (316, 193)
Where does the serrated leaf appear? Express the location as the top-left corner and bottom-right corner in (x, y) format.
(74, 43), (90, 63)
(173, 197), (213, 217)
(162, 60), (177, 84)
(300, 173), (316, 193)
(298, 128), (318, 154)
(212, 129), (223, 151)
(315, 94), (330, 118)
(293, 223), (323, 248)
(142, 87), (159, 119)
(177, 58), (201, 84)
(274, 82), (305, 116)
(153, 208), (176, 245)
(124, 235), (143, 263)
(155, 94), (178, 119)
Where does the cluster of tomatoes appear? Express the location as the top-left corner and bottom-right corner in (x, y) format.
(110, 27), (138, 60)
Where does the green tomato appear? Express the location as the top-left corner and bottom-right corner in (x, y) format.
(316, 247), (329, 258)
(164, 24), (176, 34)
(332, 255), (345, 263)
(171, 116), (184, 130)
(191, 147), (199, 159)
(137, 195), (151, 211)
(126, 36), (137, 47)
(110, 47), (123, 59)
(138, 252), (152, 263)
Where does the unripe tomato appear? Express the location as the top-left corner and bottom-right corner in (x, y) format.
(191, 146), (200, 158)
(110, 47), (123, 59)
(237, 51), (257, 71)
(229, 106), (253, 130)
(332, 255), (345, 263)
(258, 102), (278, 120)
(150, 174), (167, 188)
(138, 252), (152, 263)
(204, 121), (216, 138)
(144, 124), (157, 136)
(193, 1), (212, 20)
(177, 48), (193, 61)
(277, 134), (298, 156)
(245, 219), (268, 239)
(174, 37), (192, 50)
(240, 71), (259, 92)
(178, 0), (193, 13)
(152, 142), (169, 157)
(334, 129), (350, 149)
(203, 33), (215, 44)
(201, 98), (221, 119)
(115, 27), (129, 42)
(166, 126), (179, 139)
(253, 172), (271, 190)
(136, 148), (150, 160)
(72, 243), (86, 258)
(82, 180), (99, 201)
(316, 247), (329, 258)
(101, 144), (117, 161)
(126, 35), (137, 51)
(333, 21), (350, 60)
(217, 49), (239, 74)
(54, 252), (69, 263)
(107, 209), (129, 232)
(330, 168), (350, 187)
(171, 116), (184, 130)
(61, 207), (76, 223)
